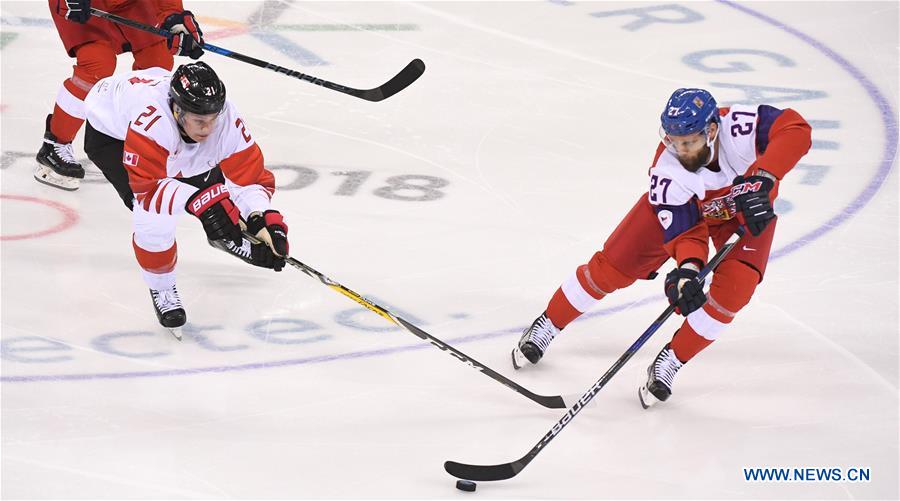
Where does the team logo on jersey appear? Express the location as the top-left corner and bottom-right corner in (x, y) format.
(123, 150), (140, 167)
(701, 197), (737, 221)
(657, 209), (673, 229)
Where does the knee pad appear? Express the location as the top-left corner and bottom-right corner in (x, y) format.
(704, 260), (760, 323)
(132, 41), (174, 71)
(73, 41), (117, 85)
(582, 251), (637, 297)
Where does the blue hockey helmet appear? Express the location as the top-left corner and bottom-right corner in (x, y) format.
(660, 88), (719, 136)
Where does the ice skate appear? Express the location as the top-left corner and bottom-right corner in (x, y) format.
(511, 313), (559, 369)
(639, 343), (684, 408)
(149, 285), (186, 340)
(34, 114), (85, 191)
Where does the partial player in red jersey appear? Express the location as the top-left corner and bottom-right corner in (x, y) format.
(36, 0), (204, 191)
(82, 62), (289, 339)
(512, 88), (812, 408)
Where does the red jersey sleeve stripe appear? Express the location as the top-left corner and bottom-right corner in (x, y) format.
(137, 180), (163, 212)
(167, 185), (181, 215)
(154, 181), (169, 214)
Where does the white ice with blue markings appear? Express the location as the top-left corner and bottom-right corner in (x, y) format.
(1, 1), (897, 498)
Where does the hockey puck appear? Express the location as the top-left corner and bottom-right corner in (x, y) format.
(456, 479), (476, 492)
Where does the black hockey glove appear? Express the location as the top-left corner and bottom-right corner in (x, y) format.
(665, 265), (706, 316)
(186, 183), (242, 246)
(246, 210), (289, 271)
(208, 238), (286, 271)
(160, 11), (204, 59)
(732, 174), (776, 236)
(58, 0), (91, 24)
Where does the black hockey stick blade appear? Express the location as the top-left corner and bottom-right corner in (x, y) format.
(444, 460), (524, 482)
(443, 229), (747, 483)
(355, 58), (426, 102)
(394, 317), (568, 409)
(90, 8), (424, 103)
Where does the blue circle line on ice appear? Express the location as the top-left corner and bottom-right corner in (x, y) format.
(717, 0), (897, 260)
(2, 3), (895, 383)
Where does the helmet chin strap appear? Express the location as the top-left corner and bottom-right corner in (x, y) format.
(170, 102), (198, 144)
(172, 103), (186, 127)
(702, 123), (719, 167)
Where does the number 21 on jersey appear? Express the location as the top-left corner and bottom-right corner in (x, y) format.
(134, 105), (161, 132)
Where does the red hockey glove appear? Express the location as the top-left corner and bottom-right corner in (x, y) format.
(160, 11), (204, 59)
(186, 183), (242, 246)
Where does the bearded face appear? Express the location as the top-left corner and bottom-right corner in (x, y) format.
(660, 123), (718, 172)
(675, 142), (712, 172)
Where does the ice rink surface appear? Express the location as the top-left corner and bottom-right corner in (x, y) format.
(1, 1), (898, 498)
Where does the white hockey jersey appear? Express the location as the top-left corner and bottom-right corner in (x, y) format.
(85, 67), (274, 216)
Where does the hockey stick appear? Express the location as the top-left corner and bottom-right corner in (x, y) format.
(89, 9), (425, 102)
(445, 228), (746, 481)
(240, 231), (567, 409)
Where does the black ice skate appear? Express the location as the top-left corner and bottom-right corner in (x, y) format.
(34, 114), (85, 191)
(511, 313), (560, 369)
(639, 343), (684, 408)
(149, 285), (186, 340)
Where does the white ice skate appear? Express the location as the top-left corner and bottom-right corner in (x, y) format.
(511, 313), (560, 370)
(639, 343), (684, 408)
(149, 285), (186, 340)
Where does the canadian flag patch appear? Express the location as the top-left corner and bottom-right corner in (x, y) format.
(123, 150), (140, 167)
(657, 209), (673, 230)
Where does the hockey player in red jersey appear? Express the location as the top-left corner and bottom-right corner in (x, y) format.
(36, 0), (204, 191)
(82, 61), (288, 337)
(512, 88), (812, 408)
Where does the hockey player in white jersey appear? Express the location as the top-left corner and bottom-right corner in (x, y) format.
(83, 61), (289, 337)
